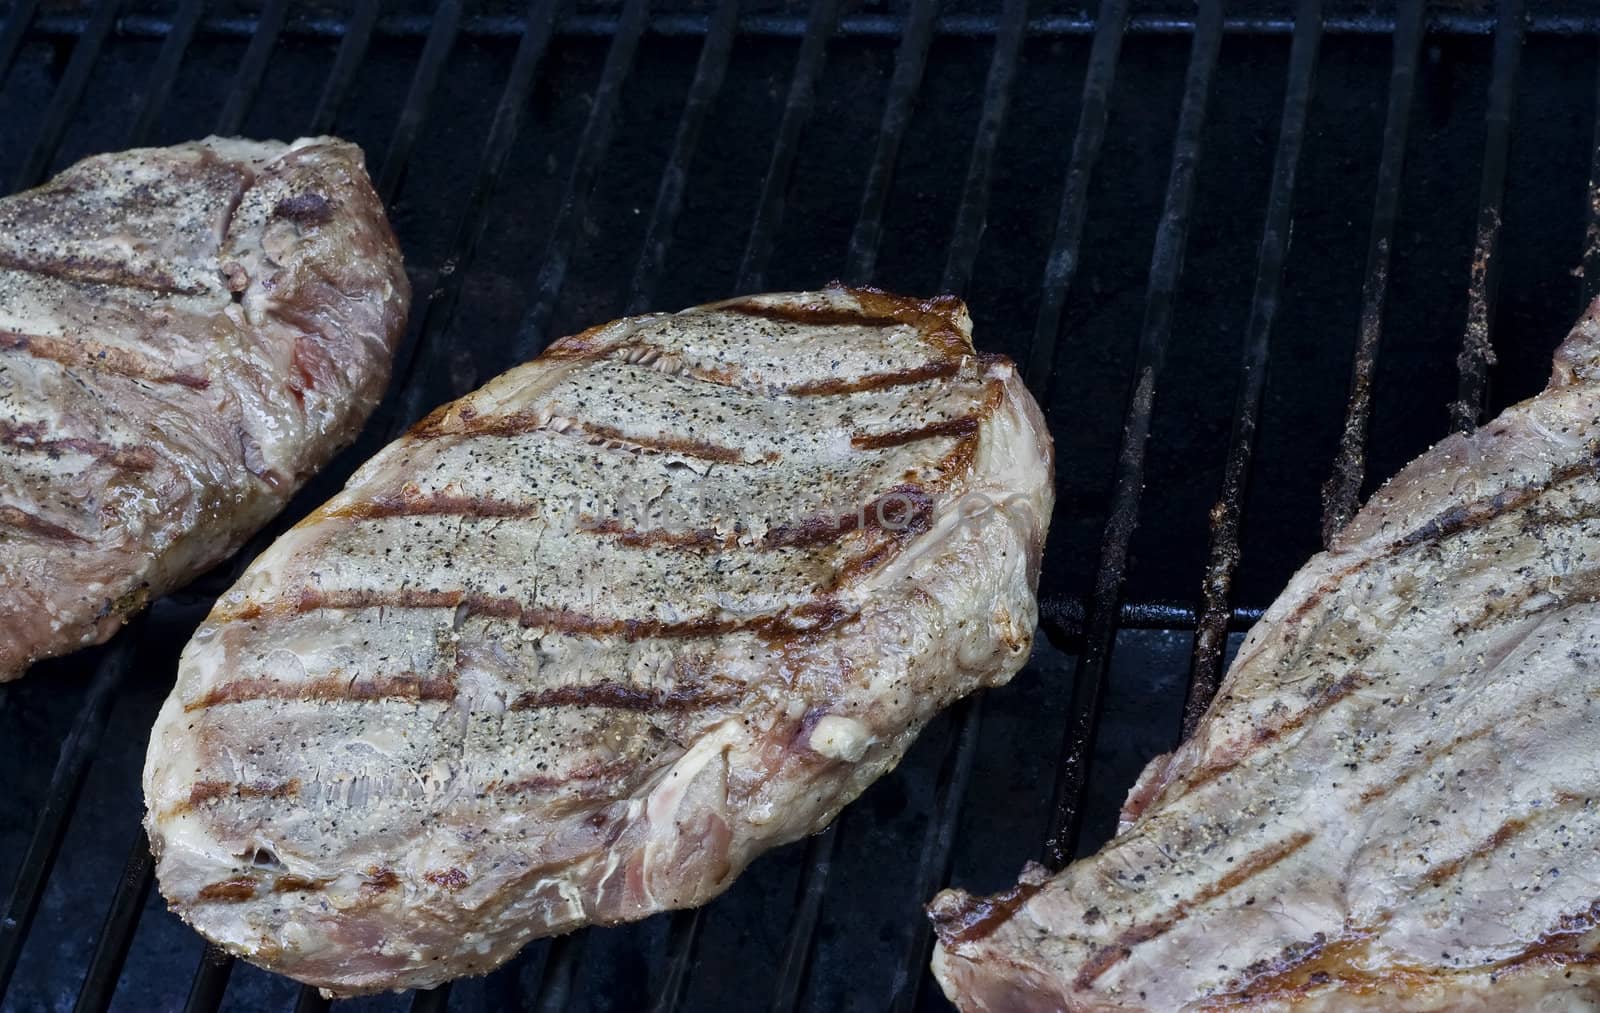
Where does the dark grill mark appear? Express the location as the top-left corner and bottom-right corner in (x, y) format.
(186, 672), (457, 711)
(219, 587), (857, 645)
(928, 875), (1046, 947)
(1074, 833), (1316, 989)
(852, 415), (980, 451)
(510, 680), (740, 713)
(1176, 671), (1370, 798)
(0, 329), (210, 389)
(197, 878), (256, 902)
(1420, 793), (1584, 888)
(785, 360), (963, 396)
(0, 504), (87, 543)
(410, 407), (753, 463)
(0, 249), (206, 296)
(184, 778), (300, 810)
(0, 421), (159, 471)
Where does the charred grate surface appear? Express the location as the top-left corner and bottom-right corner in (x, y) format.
(0, 1), (1596, 1010)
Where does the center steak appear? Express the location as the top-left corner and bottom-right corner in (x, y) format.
(0, 137), (408, 680)
(143, 286), (1054, 995)
(929, 301), (1600, 1011)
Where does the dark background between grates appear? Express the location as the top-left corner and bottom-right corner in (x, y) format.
(2, 0), (1598, 1010)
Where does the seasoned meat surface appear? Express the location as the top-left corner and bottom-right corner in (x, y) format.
(930, 301), (1600, 1010)
(143, 286), (1054, 995)
(0, 137), (408, 680)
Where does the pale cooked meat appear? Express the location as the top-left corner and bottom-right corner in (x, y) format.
(0, 137), (408, 680)
(142, 286), (1054, 995)
(929, 302), (1600, 1011)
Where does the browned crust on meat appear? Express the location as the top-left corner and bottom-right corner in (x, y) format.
(0, 504), (87, 543)
(0, 329), (210, 389)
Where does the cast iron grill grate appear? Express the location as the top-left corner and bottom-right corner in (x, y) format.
(0, 1), (1594, 1009)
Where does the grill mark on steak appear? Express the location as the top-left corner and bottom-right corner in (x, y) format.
(0, 504), (87, 543)
(785, 360), (964, 395)
(0, 329), (210, 389)
(1356, 725), (1494, 804)
(186, 671), (458, 711)
(0, 420), (159, 471)
(197, 878), (257, 902)
(1419, 793), (1586, 889)
(164, 778), (302, 818)
(410, 408), (754, 463)
(510, 680), (742, 713)
(215, 587), (860, 645)
(0, 249), (210, 296)
(1174, 671), (1372, 799)
(852, 415), (981, 451)
(1074, 833), (1317, 990)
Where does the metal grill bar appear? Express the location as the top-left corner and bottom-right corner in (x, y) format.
(1451, 0), (1526, 434)
(882, 5), (1030, 1005)
(376, 0), (464, 202)
(626, 0), (741, 315)
(215, 0), (290, 135)
(410, 983), (452, 1013)
(733, 0), (842, 294)
(938, 0), (1027, 295)
(1042, 0), (1225, 869)
(843, 0), (938, 285)
(0, 632), (138, 998)
(387, 0), (564, 432)
(309, 0), (382, 136)
(532, 932), (585, 1011)
(16, 10), (1600, 41)
(1584, 37), (1600, 310)
(125, 0), (203, 147)
(1024, 0), (1128, 393)
(0, 0), (38, 84)
(182, 946), (235, 1013)
(1185, 0), (1322, 734)
(648, 909), (701, 1013)
(623, 9), (748, 996)
(765, 2), (942, 1003)
(1320, 0), (1425, 544)
(72, 832), (155, 1013)
(507, 0), (652, 363)
(12, 0), (121, 191)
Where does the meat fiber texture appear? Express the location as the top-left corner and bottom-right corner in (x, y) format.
(931, 300), (1600, 1010)
(0, 136), (409, 680)
(143, 285), (1054, 995)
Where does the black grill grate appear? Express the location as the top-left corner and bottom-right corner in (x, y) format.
(0, 2), (1596, 1010)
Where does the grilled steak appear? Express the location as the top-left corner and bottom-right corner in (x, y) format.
(0, 137), (408, 680)
(929, 302), (1600, 1010)
(142, 286), (1053, 995)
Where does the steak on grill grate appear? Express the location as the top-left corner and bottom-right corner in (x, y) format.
(142, 286), (1053, 995)
(0, 137), (409, 681)
(929, 300), (1600, 1010)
